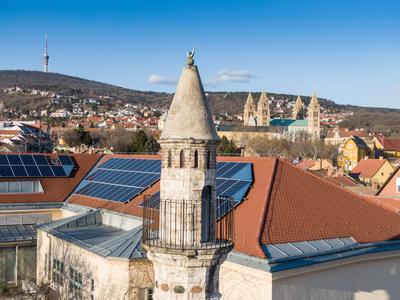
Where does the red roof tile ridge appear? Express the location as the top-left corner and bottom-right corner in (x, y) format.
(281, 158), (400, 217)
(256, 157), (279, 258)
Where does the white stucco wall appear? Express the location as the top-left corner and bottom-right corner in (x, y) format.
(219, 260), (271, 300)
(37, 230), (153, 300)
(219, 251), (400, 300)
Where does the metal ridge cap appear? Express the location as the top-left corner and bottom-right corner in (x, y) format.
(266, 239), (400, 270)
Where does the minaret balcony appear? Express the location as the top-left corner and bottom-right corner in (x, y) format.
(142, 196), (235, 252)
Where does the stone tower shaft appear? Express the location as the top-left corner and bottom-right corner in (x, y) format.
(143, 53), (233, 300)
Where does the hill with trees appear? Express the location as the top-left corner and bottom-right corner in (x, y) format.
(0, 70), (399, 135)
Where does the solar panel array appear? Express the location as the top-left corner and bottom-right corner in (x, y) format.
(216, 162), (253, 202)
(139, 161), (253, 211)
(0, 154), (75, 178)
(75, 158), (161, 203)
(76, 158), (253, 205)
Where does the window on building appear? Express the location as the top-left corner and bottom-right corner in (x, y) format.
(52, 258), (64, 286)
(194, 150), (199, 168)
(145, 288), (153, 300)
(206, 151), (211, 169)
(139, 288), (153, 300)
(0, 181), (43, 194)
(396, 178), (400, 193)
(167, 150), (172, 168)
(179, 150), (185, 168)
(69, 267), (82, 300)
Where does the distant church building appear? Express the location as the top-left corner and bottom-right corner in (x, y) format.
(243, 92), (256, 126)
(292, 95), (305, 119)
(307, 91), (321, 140)
(243, 91), (321, 140)
(257, 90), (270, 126)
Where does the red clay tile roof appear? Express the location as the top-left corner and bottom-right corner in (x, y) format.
(326, 128), (368, 139)
(350, 158), (388, 178)
(366, 196), (400, 213)
(67, 154), (400, 259)
(295, 159), (315, 170)
(376, 136), (400, 151)
(261, 159), (400, 247)
(0, 154), (101, 204)
(309, 170), (360, 187)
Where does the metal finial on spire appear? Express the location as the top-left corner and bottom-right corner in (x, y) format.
(186, 48), (195, 66)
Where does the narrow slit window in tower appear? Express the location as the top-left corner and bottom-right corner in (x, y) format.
(180, 150), (185, 168)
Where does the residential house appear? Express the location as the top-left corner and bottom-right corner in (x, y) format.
(374, 136), (400, 158)
(295, 159), (333, 171)
(350, 158), (394, 188)
(324, 127), (369, 145)
(337, 136), (375, 172)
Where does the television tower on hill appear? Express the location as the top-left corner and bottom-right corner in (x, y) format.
(43, 34), (49, 73)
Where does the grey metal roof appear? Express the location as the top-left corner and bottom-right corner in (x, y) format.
(0, 224), (36, 243)
(62, 203), (93, 214)
(39, 210), (144, 259)
(0, 202), (64, 211)
(264, 237), (356, 263)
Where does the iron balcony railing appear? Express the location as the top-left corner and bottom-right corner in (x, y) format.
(142, 196), (235, 250)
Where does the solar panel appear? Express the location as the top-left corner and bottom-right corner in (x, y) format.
(58, 155), (74, 166)
(75, 158), (161, 203)
(0, 154), (75, 178)
(33, 155), (48, 165)
(0, 166), (13, 177)
(77, 158), (253, 205)
(7, 155), (23, 165)
(12, 166), (28, 177)
(51, 166), (67, 177)
(25, 166), (41, 177)
(20, 155), (35, 165)
(0, 156), (8, 165)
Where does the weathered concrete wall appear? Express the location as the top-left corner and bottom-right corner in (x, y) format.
(37, 230), (153, 300)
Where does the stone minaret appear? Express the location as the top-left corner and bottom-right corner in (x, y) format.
(307, 91), (321, 140)
(243, 92), (256, 126)
(292, 95), (304, 119)
(144, 52), (232, 300)
(43, 34), (49, 73)
(257, 90), (270, 126)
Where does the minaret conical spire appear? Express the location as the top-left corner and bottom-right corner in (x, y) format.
(160, 51), (218, 141)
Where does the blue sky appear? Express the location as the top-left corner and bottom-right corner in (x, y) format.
(1, 0), (399, 108)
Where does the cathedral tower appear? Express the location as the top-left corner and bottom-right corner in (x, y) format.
(43, 34), (49, 73)
(243, 92), (256, 126)
(143, 52), (233, 300)
(257, 90), (270, 126)
(307, 91), (321, 140)
(292, 95), (304, 119)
